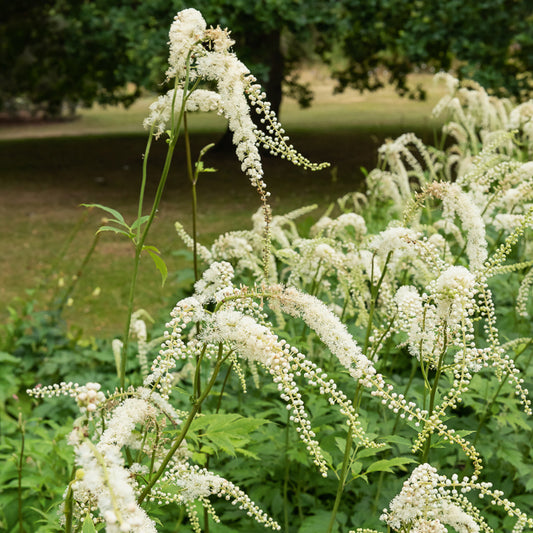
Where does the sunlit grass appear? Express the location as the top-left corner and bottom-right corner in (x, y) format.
(0, 73), (445, 139)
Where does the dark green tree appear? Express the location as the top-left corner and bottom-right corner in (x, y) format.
(319, 0), (533, 101)
(0, 0), (183, 117)
(1, 0), (532, 117)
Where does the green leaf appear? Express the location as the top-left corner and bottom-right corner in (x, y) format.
(365, 456), (417, 474)
(298, 510), (339, 533)
(143, 244), (161, 254)
(82, 514), (97, 533)
(0, 351), (19, 365)
(356, 445), (390, 460)
(82, 203), (127, 226)
(146, 249), (168, 287)
(195, 161), (217, 173)
(95, 225), (131, 237)
(350, 461), (363, 476)
(189, 414), (268, 457)
(131, 215), (151, 232)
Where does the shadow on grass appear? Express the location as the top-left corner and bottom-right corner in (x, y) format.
(0, 125), (435, 336)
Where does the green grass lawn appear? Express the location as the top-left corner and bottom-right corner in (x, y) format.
(0, 74), (446, 338)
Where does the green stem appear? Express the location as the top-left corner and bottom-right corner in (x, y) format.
(371, 359), (418, 516)
(17, 414), (25, 533)
(137, 126), (154, 241)
(421, 334), (448, 463)
(364, 251), (392, 354)
(193, 344), (208, 401)
(327, 384), (363, 533)
(328, 252), (391, 532)
(215, 361), (234, 414)
(121, 247), (142, 390)
(63, 481), (74, 533)
(204, 359), (233, 533)
(283, 409), (291, 532)
(44, 209), (90, 289)
(120, 64), (193, 390)
(138, 348), (228, 503)
(183, 112), (199, 283)
(56, 232), (100, 313)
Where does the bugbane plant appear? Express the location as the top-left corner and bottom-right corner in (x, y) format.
(21, 8), (533, 533)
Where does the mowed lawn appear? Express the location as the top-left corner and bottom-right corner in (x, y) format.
(0, 73), (446, 337)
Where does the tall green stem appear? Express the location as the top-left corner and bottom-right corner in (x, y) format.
(421, 333), (448, 463)
(184, 112), (199, 282)
(328, 252), (392, 532)
(327, 384), (362, 533)
(137, 127), (154, 240)
(283, 409), (292, 532)
(17, 414), (25, 533)
(138, 347), (228, 503)
(119, 61), (193, 390)
(56, 232), (100, 312)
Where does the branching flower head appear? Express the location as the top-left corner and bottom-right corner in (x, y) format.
(144, 7), (327, 200)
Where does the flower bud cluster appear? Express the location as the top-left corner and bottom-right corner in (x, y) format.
(246, 81), (329, 173)
(426, 182), (488, 270)
(382, 462), (533, 533)
(272, 285), (376, 381)
(151, 462), (280, 531)
(146, 296), (200, 398)
(381, 463), (480, 533)
(310, 212), (367, 241)
(269, 343), (329, 476)
(27, 381), (105, 415)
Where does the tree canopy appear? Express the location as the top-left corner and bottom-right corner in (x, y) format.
(1, 0), (532, 117)
(321, 0), (533, 101)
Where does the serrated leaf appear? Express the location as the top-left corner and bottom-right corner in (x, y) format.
(334, 436), (347, 453)
(146, 249), (168, 286)
(82, 515), (97, 533)
(142, 244), (161, 254)
(190, 414), (268, 457)
(365, 456), (417, 474)
(95, 225), (131, 237)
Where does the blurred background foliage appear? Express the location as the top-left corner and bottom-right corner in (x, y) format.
(1, 0), (532, 118)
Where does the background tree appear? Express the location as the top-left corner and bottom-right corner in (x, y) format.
(319, 0), (533, 101)
(1, 0), (532, 118)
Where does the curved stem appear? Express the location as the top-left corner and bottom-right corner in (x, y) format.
(137, 126), (154, 241)
(184, 112), (199, 282)
(328, 252), (391, 532)
(56, 232), (100, 313)
(327, 384), (362, 533)
(421, 331), (448, 463)
(138, 347), (228, 503)
(364, 251), (392, 354)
